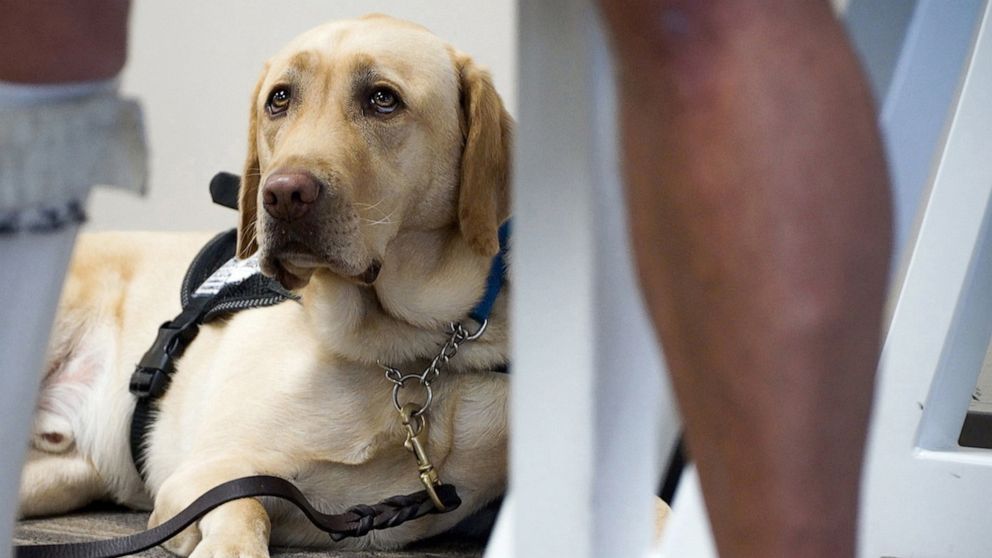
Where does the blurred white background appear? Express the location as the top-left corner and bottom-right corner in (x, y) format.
(87, 0), (516, 231)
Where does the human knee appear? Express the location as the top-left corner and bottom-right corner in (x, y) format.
(598, 0), (838, 67)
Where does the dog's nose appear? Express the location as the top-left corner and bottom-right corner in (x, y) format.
(262, 172), (320, 221)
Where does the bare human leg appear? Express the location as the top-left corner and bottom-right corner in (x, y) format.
(597, 2), (892, 557)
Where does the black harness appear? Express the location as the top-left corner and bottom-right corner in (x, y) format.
(128, 173), (296, 476)
(127, 227), (295, 476)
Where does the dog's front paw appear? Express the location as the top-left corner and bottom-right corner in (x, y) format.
(151, 461), (272, 556)
(149, 501), (202, 556)
(150, 497), (272, 557)
(188, 533), (270, 558)
(187, 499), (270, 558)
(162, 528), (203, 557)
(654, 496), (672, 541)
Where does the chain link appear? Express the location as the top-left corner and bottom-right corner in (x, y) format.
(383, 319), (489, 511)
(381, 319), (487, 417)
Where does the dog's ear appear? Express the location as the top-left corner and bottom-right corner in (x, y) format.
(236, 68), (267, 259)
(455, 52), (513, 257)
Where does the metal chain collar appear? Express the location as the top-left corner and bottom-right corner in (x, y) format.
(381, 319), (488, 418)
(379, 319), (488, 510)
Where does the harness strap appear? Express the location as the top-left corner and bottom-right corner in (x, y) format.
(128, 298), (208, 476)
(129, 229), (293, 478)
(14, 476), (461, 558)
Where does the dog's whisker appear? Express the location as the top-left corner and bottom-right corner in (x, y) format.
(354, 198), (386, 212)
(359, 207), (397, 227)
(239, 221), (259, 250)
(360, 217), (393, 226)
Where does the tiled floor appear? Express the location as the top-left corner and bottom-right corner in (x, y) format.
(14, 505), (483, 558)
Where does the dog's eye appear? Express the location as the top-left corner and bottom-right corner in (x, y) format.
(266, 87), (291, 116)
(368, 88), (400, 114)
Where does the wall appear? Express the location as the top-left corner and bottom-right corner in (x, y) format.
(87, 0), (516, 231)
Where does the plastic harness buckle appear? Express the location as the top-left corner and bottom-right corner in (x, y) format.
(129, 301), (207, 400)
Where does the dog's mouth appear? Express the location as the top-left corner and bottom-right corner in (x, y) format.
(262, 241), (381, 290)
(268, 249), (318, 291)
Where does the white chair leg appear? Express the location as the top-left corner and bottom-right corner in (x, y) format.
(862, 3), (992, 556)
(0, 227), (79, 558)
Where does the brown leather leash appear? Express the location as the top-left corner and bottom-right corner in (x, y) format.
(14, 475), (460, 558)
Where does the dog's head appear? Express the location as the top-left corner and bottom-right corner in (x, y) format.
(236, 15), (511, 291)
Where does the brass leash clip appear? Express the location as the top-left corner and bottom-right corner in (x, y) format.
(399, 402), (447, 511)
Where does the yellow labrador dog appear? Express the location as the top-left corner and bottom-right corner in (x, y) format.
(19, 14), (510, 555)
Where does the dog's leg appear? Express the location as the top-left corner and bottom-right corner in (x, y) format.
(150, 460), (270, 558)
(18, 317), (110, 518)
(18, 449), (105, 517)
(654, 497), (672, 541)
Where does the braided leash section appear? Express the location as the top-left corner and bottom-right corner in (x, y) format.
(15, 476), (461, 558)
(331, 485), (460, 540)
(378, 493), (430, 529)
(341, 505), (378, 539)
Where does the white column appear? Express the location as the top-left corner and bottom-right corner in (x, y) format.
(508, 1), (600, 554)
(489, 1), (680, 557)
(587, 12), (681, 558)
